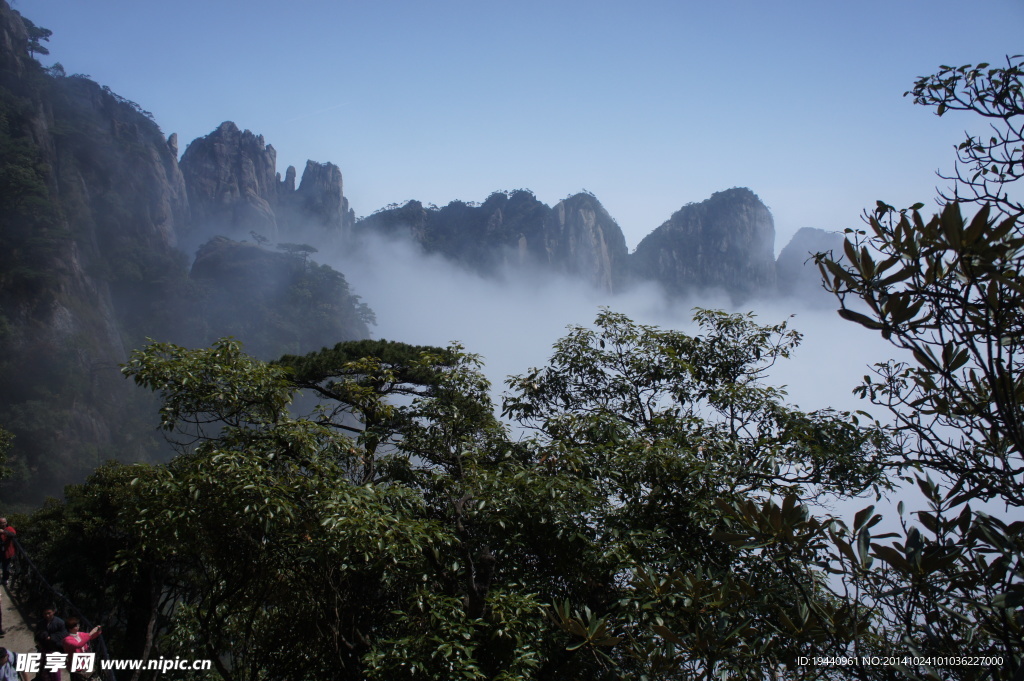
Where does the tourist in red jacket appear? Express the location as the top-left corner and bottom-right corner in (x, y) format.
(0, 519), (14, 586)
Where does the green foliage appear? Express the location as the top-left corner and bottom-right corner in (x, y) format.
(906, 55), (1024, 215)
(19, 16), (52, 56)
(0, 425), (12, 480)
(18, 308), (887, 679)
(276, 241), (318, 261)
(796, 55), (1024, 679)
(503, 310), (889, 678)
(11, 37), (1023, 680)
(115, 336), (536, 678)
(124, 338), (295, 438)
(26, 462), (168, 656)
(505, 309), (890, 503)
(819, 201), (1024, 507)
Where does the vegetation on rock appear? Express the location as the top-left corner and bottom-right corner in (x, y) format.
(26, 308), (889, 679)
(0, 3), (375, 504)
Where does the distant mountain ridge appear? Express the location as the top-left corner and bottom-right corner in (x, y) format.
(355, 190), (629, 293)
(358, 187), (827, 304)
(776, 226), (846, 307)
(0, 0), (838, 504)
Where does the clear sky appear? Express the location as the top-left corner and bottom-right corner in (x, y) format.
(18, 0), (1024, 251)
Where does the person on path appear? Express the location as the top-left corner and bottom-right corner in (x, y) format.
(0, 647), (28, 681)
(0, 519), (15, 586)
(62, 618), (101, 655)
(37, 606), (67, 651)
(63, 618), (101, 681)
(34, 632), (63, 681)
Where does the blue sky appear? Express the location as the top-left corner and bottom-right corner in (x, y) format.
(20, 0), (1024, 250)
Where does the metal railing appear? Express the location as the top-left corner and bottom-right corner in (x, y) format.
(7, 537), (117, 681)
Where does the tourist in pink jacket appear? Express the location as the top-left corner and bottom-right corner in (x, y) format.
(62, 618), (101, 681)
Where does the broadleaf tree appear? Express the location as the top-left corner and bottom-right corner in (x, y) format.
(25, 306), (893, 680)
(780, 55), (1024, 679)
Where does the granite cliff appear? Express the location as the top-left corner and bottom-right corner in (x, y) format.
(355, 187), (839, 304)
(629, 188), (777, 302)
(776, 227), (845, 308)
(356, 190), (629, 293)
(0, 1), (370, 504)
(549, 193), (629, 292)
(180, 122), (355, 245)
(0, 0), (195, 499)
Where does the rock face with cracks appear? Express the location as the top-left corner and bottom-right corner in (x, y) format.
(0, 0), (193, 502)
(548, 193), (629, 293)
(357, 187), (791, 301)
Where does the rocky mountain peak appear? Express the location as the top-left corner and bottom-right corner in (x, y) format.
(356, 190), (628, 290)
(630, 187), (777, 302)
(179, 121), (280, 241)
(179, 122), (355, 244)
(776, 227), (844, 307)
(0, 2), (32, 84)
(549, 193), (629, 293)
(292, 160), (354, 236)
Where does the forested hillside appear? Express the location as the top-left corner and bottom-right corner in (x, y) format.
(0, 2), (371, 503)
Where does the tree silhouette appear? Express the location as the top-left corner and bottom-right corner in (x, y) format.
(20, 17), (51, 57)
(276, 242), (318, 265)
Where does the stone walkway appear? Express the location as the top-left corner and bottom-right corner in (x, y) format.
(1, 582), (36, 660)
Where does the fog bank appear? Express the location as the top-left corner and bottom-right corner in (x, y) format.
(330, 233), (894, 419)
